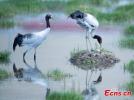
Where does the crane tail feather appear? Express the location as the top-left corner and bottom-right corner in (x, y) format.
(13, 33), (23, 51)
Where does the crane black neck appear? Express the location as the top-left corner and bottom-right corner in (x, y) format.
(46, 18), (50, 28)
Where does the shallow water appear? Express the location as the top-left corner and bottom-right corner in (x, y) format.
(0, 13), (134, 100)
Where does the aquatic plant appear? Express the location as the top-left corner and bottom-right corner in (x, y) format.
(47, 69), (72, 81)
(65, 0), (104, 16)
(0, 2), (16, 18)
(89, 0), (110, 6)
(0, 69), (9, 80)
(0, 51), (10, 64)
(124, 60), (134, 94)
(66, 1), (134, 23)
(116, 3), (134, 16)
(119, 25), (134, 49)
(97, 3), (134, 23)
(0, 0), (133, 24)
(0, 0), (66, 18)
(126, 81), (134, 93)
(119, 36), (134, 49)
(124, 60), (134, 74)
(46, 91), (83, 100)
(124, 25), (134, 36)
(0, 19), (15, 28)
(123, 59), (134, 96)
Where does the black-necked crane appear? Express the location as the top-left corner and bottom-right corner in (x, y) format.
(13, 60), (50, 98)
(82, 74), (102, 100)
(69, 10), (102, 51)
(13, 14), (52, 62)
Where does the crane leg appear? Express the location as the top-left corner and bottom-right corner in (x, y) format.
(23, 47), (32, 63)
(88, 29), (96, 51)
(85, 32), (89, 51)
(23, 50), (28, 63)
(88, 70), (94, 87)
(86, 71), (89, 89)
(86, 31), (93, 51)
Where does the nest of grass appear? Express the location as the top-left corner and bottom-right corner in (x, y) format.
(70, 50), (120, 70)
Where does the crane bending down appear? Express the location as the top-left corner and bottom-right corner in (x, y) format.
(13, 14), (52, 62)
(69, 10), (102, 51)
(82, 74), (102, 100)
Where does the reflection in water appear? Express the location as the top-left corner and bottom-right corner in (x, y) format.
(13, 60), (50, 98)
(85, 69), (102, 89)
(93, 74), (102, 84)
(82, 74), (102, 100)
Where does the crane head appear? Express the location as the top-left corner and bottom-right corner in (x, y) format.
(69, 10), (85, 19)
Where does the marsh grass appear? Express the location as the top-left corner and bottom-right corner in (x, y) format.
(123, 60), (134, 95)
(0, 0), (133, 24)
(116, 3), (134, 17)
(0, 19), (15, 28)
(70, 48), (83, 58)
(47, 69), (72, 81)
(124, 60), (134, 74)
(46, 91), (83, 100)
(124, 25), (134, 36)
(0, 51), (10, 64)
(125, 81), (134, 93)
(124, 60), (134, 94)
(0, 2), (16, 18)
(109, 4), (134, 22)
(0, 69), (9, 80)
(0, 0), (66, 18)
(106, 3), (134, 22)
(89, 0), (109, 6)
(119, 25), (134, 49)
(66, 1), (134, 23)
(119, 36), (134, 49)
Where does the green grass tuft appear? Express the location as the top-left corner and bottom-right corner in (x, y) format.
(47, 69), (72, 81)
(124, 25), (134, 36)
(119, 36), (134, 49)
(0, 19), (15, 28)
(0, 69), (9, 80)
(46, 91), (83, 100)
(125, 80), (134, 93)
(89, 0), (110, 6)
(124, 60), (134, 74)
(0, 51), (10, 64)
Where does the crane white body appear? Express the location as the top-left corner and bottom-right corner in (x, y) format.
(22, 28), (50, 48)
(13, 14), (52, 62)
(76, 13), (99, 35)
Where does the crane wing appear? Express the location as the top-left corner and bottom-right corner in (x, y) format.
(22, 33), (39, 45)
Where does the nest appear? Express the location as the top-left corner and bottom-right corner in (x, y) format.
(70, 50), (120, 70)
